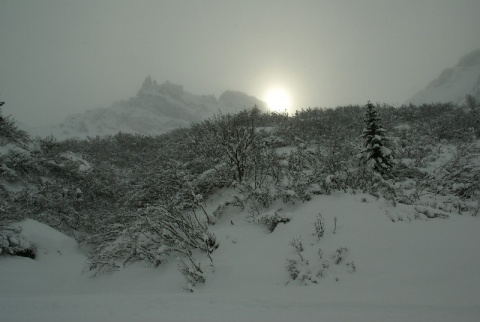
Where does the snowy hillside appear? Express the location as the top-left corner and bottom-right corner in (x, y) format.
(1, 193), (480, 321)
(2, 102), (480, 321)
(408, 48), (480, 105)
(31, 77), (267, 139)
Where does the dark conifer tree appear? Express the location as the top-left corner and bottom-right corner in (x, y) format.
(360, 101), (393, 174)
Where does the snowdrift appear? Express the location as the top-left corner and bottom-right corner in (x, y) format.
(1, 194), (480, 321)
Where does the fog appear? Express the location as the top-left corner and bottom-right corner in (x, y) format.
(1, 0), (479, 126)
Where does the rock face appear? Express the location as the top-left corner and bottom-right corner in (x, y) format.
(43, 77), (267, 139)
(407, 49), (480, 105)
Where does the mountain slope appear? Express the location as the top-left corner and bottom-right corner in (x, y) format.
(34, 77), (268, 139)
(408, 49), (480, 105)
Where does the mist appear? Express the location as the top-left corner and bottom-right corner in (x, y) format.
(1, 0), (479, 126)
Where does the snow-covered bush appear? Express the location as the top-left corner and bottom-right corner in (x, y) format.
(0, 225), (36, 259)
(428, 143), (480, 198)
(286, 258), (301, 280)
(313, 213), (325, 240)
(280, 147), (315, 202)
(232, 183), (275, 217)
(7, 149), (102, 234)
(178, 257), (207, 291)
(332, 247), (348, 265)
(256, 209), (291, 232)
(286, 218), (355, 285)
(282, 105), (364, 145)
(248, 139), (283, 189)
(0, 106), (29, 146)
(190, 107), (260, 183)
(0, 149), (40, 183)
(392, 126), (435, 168)
(86, 203), (218, 276)
(464, 94), (480, 138)
(414, 205), (450, 219)
(196, 163), (232, 196)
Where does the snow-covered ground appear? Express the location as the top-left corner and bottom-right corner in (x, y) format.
(1, 192), (480, 321)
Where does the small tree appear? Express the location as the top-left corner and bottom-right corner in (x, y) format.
(465, 94), (479, 138)
(196, 107), (259, 182)
(0, 98), (29, 145)
(360, 101), (393, 174)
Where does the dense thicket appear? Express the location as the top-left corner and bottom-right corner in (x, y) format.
(1, 100), (479, 280)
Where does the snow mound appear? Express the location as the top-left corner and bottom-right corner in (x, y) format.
(1, 196), (480, 321)
(0, 219), (86, 298)
(14, 219), (78, 257)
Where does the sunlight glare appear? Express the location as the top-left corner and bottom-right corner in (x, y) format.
(264, 87), (291, 112)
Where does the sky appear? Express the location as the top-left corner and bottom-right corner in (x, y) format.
(1, 0), (479, 126)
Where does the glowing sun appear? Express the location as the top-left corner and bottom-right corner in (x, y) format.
(264, 87), (291, 112)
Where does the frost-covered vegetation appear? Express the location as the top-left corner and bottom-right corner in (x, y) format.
(1, 97), (480, 287)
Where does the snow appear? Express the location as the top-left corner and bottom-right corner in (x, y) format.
(0, 219), (84, 297)
(1, 194), (480, 321)
(59, 152), (92, 172)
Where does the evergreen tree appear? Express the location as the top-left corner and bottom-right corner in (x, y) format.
(360, 101), (393, 174)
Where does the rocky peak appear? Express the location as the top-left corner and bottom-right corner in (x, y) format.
(159, 81), (183, 97)
(140, 76), (159, 92)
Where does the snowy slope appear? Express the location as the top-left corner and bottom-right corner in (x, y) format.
(27, 77), (268, 139)
(408, 49), (480, 105)
(1, 193), (480, 321)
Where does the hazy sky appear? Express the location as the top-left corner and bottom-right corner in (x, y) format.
(1, 0), (479, 126)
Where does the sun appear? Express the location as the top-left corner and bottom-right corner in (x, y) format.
(264, 87), (291, 112)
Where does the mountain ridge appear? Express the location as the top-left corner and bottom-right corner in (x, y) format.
(407, 48), (480, 105)
(27, 77), (268, 139)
